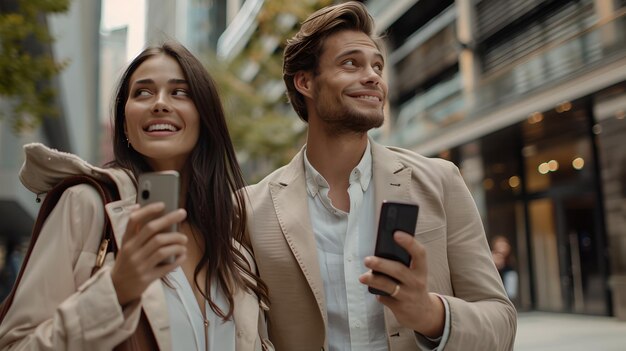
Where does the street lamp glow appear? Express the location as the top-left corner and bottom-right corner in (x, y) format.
(508, 176), (520, 188)
(572, 157), (585, 170)
(483, 178), (494, 190)
(548, 160), (559, 172)
(538, 162), (550, 174)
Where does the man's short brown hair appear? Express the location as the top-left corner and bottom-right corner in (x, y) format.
(282, 1), (379, 121)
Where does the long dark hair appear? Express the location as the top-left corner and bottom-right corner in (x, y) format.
(108, 41), (268, 318)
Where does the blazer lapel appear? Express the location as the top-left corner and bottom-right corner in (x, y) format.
(232, 288), (259, 350)
(105, 198), (171, 350)
(268, 149), (328, 327)
(105, 197), (135, 249)
(141, 281), (172, 351)
(371, 141), (413, 220)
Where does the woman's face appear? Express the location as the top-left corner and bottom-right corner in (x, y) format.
(124, 54), (200, 172)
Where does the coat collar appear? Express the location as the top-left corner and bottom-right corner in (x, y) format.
(19, 142), (136, 201)
(370, 141), (413, 223)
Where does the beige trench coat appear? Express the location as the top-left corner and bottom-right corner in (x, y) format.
(0, 143), (272, 351)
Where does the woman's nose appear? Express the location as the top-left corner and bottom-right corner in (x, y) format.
(152, 103), (170, 113)
(152, 94), (171, 114)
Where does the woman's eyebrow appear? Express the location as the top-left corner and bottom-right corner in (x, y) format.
(131, 78), (188, 85)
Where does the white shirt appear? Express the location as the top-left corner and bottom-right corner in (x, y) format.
(304, 142), (450, 351)
(162, 266), (235, 351)
(304, 142), (388, 351)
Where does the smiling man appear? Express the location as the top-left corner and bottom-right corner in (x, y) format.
(244, 2), (517, 350)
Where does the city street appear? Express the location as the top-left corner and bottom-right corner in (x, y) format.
(515, 311), (626, 350)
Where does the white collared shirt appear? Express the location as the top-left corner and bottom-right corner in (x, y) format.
(304, 142), (388, 351)
(304, 142), (450, 351)
(162, 267), (235, 351)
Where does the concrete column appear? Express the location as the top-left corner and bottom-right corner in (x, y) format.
(456, 0), (481, 111)
(594, 0), (625, 320)
(594, 0), (618, 47)
(594, 0), (616, 20)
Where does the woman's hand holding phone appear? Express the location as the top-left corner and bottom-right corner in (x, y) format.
(111, 202), (187, 306)
(111, 171), (185, 307)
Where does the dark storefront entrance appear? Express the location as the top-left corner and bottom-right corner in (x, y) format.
(441, 98), (611, 315)
(527, 188), (607, 314)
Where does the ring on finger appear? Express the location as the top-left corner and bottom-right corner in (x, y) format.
(390, 284), (401, 298)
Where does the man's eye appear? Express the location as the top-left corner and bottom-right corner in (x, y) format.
(344, 59), (355, 66)
(374, 63), (384, 71)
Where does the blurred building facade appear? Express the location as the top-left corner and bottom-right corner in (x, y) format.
(145, 0), (232, 54)
(99, 26), (127, 164)
(0, 0), (102, 297)
(372, 0), (626, 319)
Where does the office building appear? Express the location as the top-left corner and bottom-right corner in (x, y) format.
(372, 0), (626, 319)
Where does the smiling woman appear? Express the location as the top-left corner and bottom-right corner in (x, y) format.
(0, 41), (273, 351)
(124, 54), (200, 172)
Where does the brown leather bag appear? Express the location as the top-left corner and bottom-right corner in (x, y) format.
(0, 175), (158, 350)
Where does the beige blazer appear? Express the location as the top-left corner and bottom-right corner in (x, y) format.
(0, 143), (271, 351)
(245, 141), (517, 351)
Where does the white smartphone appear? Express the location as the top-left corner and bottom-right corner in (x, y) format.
(137, 171), (180, 264)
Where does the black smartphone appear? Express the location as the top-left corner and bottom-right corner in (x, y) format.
(137, 171), (180, 264)
(368, 201), (419, 296)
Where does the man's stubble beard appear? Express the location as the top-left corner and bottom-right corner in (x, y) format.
(314, 94), (384, 136)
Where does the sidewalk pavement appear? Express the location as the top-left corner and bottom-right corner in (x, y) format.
(515, 311), (626, 350)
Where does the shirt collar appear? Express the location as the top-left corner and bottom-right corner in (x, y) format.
(303, 141), (372, 198)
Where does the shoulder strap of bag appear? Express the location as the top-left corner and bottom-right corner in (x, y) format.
(0, 175), (119, 323)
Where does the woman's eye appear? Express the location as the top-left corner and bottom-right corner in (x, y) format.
(172, 88), (189, 96)
(344, 59), (355, 66)
(134, 89), (152, 97)
(374, 63), (384, 71)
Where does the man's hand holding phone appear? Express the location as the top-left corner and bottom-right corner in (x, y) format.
(367, 201), (418, 296)
(359, 201), (446, 339)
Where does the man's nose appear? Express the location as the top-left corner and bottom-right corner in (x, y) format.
(362, 66), (382, 86)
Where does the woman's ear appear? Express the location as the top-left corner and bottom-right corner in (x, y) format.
(294, 71), (313, 99)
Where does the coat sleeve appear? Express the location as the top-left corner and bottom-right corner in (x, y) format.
(438, 162), (517, 350)
(0, 184), (141, 351)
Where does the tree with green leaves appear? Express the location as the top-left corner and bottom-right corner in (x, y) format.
(208, 0), (333, 182)
(0, 0), (70, 132)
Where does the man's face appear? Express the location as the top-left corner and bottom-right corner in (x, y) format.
(308, 29), (388, 134)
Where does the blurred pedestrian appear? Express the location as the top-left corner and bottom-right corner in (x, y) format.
(0, 237), (23, 301)
(491, 235), (518, 300)
(244, 1), (516, 350)
(0, 41), (272, 350)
